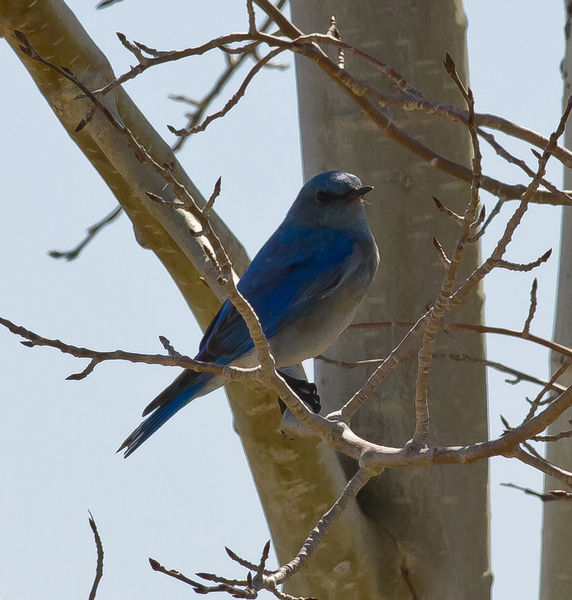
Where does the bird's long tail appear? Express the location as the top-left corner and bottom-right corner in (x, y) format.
(118, 370), (213, 458)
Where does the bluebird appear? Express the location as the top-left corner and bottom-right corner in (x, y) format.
(119, 171), (379, 457)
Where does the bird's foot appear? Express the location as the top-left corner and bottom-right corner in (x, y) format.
(277, 370), (321, 414)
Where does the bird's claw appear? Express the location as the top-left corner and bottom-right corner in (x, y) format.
(277, 371), (321, 414)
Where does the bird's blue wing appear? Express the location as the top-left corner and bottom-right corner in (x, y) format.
(197, 224), (357, 361)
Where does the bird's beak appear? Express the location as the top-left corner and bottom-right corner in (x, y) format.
(349, 185), (374, 200)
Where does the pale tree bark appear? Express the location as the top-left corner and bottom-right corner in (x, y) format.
(291, 1), (491, 598)
(540, 3), (572, 598)
(0, 1), (382, 597)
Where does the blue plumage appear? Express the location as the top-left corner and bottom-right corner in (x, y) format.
(119, 171), (379, 457)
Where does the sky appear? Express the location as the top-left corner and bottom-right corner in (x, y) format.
(0, 1), (567, 599)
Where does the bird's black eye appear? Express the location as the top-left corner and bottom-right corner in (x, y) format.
(315, 189), (328, 203)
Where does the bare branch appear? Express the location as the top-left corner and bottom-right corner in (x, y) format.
(246, 0), (257, 34)
(327, 16), (344, 70)
(317, 351), (566, 392)
(48, 206), (122, 261)
(225, 546), (272, 574)
(524, 359), (571, 423)
(478, 128), (570, 203)
(204, 175), (223, 214)
(149, 558), (255, 596)
(493, 250), (552, 273)
(449, 95), (572, 310)
(250, 11), (572, 175)
(432, 195), (464, 226)
(501, 482), (572, 502)
(67, 359), (100, 381)
(168, 48), (285, 140)
(265, 468), (373, 587)
(87, 512), (104, 600)
(511, 446), (572, 488)
(195, 571), (249, 586)
(432, 236), (451, 268)
(471, 196), (505, 241)
(410, 54), (483, 447)
(0, 315), (262, 381)
(96, 0), (124, 8)
(534, 428), (572, 442)
(349, 320), (572, 360)
(158, 335), (181, 358)
(254, 540), (271, 584)
(171, 0), (288, 152)
(523, 278), (539, 335)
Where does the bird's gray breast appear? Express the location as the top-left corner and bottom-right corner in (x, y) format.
(270, 229), (379, 366)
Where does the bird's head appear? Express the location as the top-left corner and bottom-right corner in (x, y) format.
(288, 171), (374, 228)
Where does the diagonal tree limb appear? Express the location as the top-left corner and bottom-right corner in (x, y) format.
(0, 4), (381, 596)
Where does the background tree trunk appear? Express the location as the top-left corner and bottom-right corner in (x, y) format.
(291, 1), (491, 598)
(540, 3), (572, 597)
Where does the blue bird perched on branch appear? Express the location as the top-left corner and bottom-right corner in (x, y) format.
(119, 171), (379, 457)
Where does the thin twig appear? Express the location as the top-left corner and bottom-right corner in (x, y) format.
(48, 206), (122, 261)
(432, 236), (451, 268)
(524, 359), (571, 423)
(511, 445), (572, 487)
(478, 128), (569, 202)
(523, 278), (538, 335)
(246, 0), (257, 34)
(171, 0), (288, 152)
(410, 53), (483, 447)
(327, 16), (344, 70)
(533, 428), (572, 442)
(317, 351), (566, 392)
(149, 558), (256, 597)
(0, 315), (262, 381)
(225, 546), (272, 574)
(87, 512), (104, 600)
(501, 482), (572, 501)
(195, 572), (249, 586)
(494, 251), (551, 273)
(432, 195), (464, 226)
(266, 467), (373, 587)
(449, 96), (572, 310)
(471, 197), (505, 241)
(168, 47), (286, 139)
(349, 320), (572, 360)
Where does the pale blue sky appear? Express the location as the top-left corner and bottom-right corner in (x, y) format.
(0, 1), (566, 598)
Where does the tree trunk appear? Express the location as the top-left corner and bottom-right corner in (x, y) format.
(540, 4), (572, 597)
(0, 2), (382, 596)
(291, 1), (491, 598)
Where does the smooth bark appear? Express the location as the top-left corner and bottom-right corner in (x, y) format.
(540, 4), (572, 597)
(291, 1), (491, 598)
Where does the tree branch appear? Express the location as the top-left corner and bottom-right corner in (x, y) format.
(349, 320), (572, 360)
(411, 53), (483, 447)
(87, 512), (104, 600)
